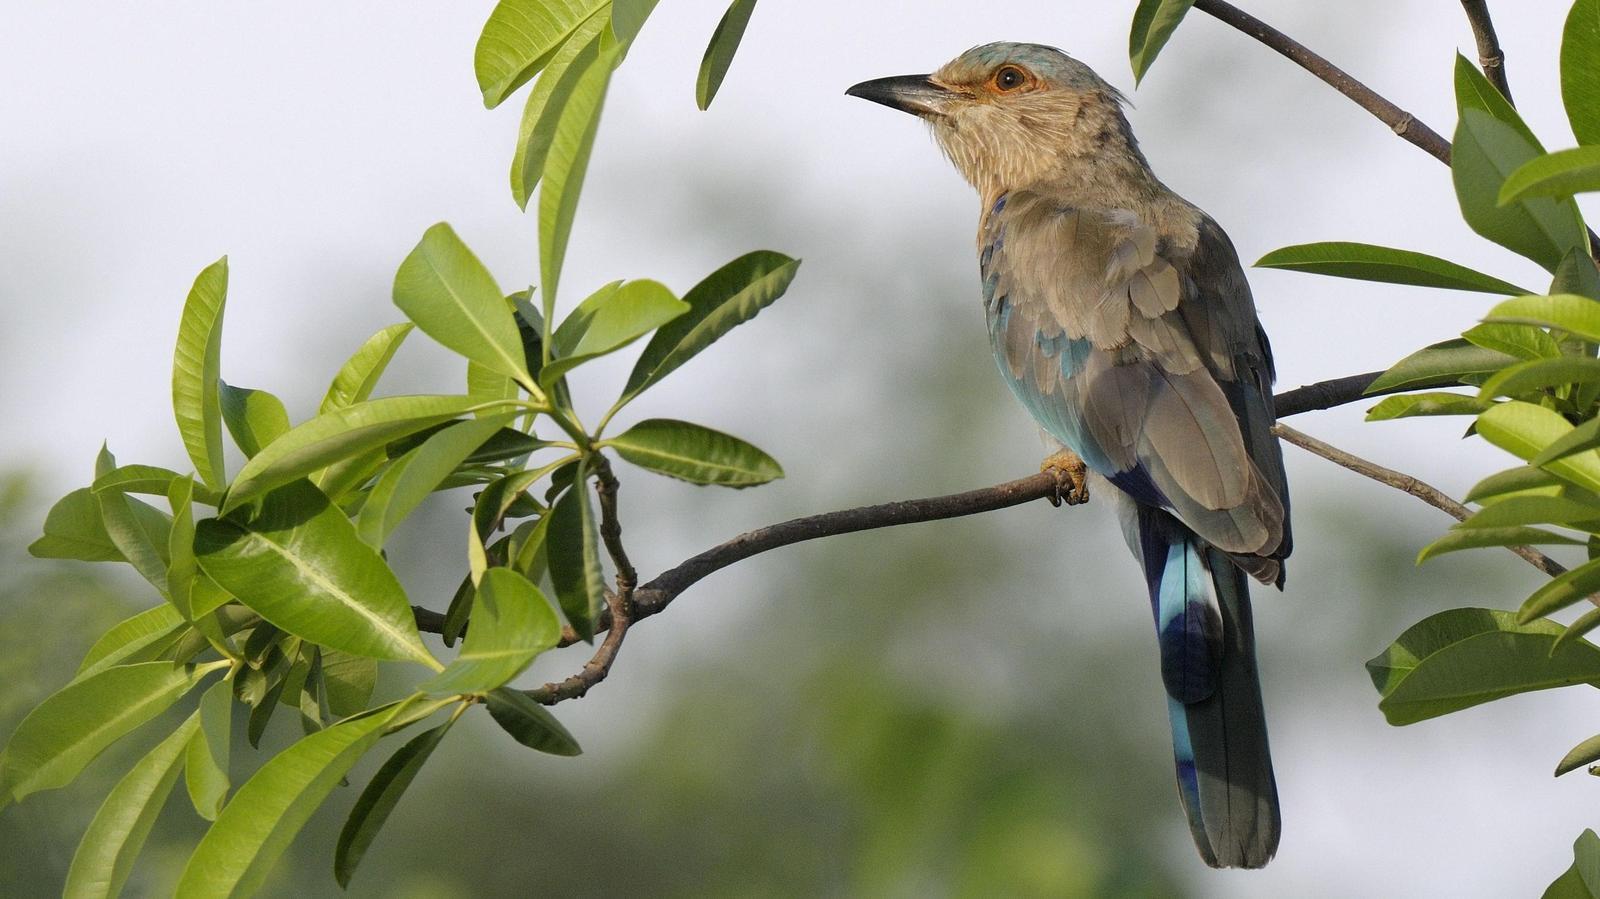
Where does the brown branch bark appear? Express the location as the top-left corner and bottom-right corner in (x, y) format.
(1460, 0), (1512, 103)
(1273, 422), (1572, 581)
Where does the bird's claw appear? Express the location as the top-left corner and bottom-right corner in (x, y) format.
(1041, 450), (1090, 507)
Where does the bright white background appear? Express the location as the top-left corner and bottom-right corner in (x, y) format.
(4, 2), (1600, 895)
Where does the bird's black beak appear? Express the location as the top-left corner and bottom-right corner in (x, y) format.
(846, 74), (952, 118)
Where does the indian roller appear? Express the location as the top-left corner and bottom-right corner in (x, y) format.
(848, 42), (1290, 869)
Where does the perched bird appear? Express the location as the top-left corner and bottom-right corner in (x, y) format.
(848, 42), (1291, 869)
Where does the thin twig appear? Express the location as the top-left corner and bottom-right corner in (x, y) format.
(1191, 0), (1451, 163)
(1272, 422), (1570, 580)
(1460, 0), (1512, 103)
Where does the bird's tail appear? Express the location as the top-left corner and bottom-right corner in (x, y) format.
(1133, 505), (1280, 869)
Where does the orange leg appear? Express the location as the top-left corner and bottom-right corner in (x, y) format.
(1040, 449), (1090, 507)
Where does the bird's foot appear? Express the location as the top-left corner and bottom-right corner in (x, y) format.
(1040, 450), (1090, 507)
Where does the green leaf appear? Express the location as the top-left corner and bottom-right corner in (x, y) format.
(334, 718), (455, 889)
(1456, 495), (1600, 530)
(1463, 322), (1563, 360)
(1545, 830), (1600, 899)
(542, 280), (689, 386)
(320, 650), (377, 719)
(77, 605), (188, 679)
(1255, 241), (1530, 295)
(0, 662), (212, 803)
(1479, 356), (1600, 399)
(172, 257), (229, 490)
(224, 394), (497, 514)
(484, 688), (581, 755)
(197, 480), (435, 666)
(610, 0), (659, 43)
(1520, 556), (1600, 621)
(473, 0), (609, 109)
(1558, 735), (1600, 776)
(538, 38), (614, 306)
(184, 679), (231, 821)
(1478, 401), (1600, 493)
(1365, 338), (1518, 394)
(97, 492), (172, 598)
(357, 415), (514, 549)
(510, 12), (611, 210)
(90, 465), (218, 508)
(1454, 53), (1541, 149)
(1366, 608), (1600, 725)
(219, 383), (292, 460)
(606, 418), (782, 486)
(697, 0), (759, 109)
(30, 489), (124, 562)
(421, 569), (558, 695)
(1539, 419), (1600, 468)
(617, 252), (799, 412)
(166, 477), (201, 620)
(1489, 293), (1600, 344)
(1465, 465), (1564, 504)
(1454, 109), (1588, 272)
(547, 462), (604, 641)
(62, 713), (199, 899)
(1418, 525), (1585, 563)
(1127, 0), (1196, 84)
(1502, 146), (1600, 206)
(1365, 392), (1490, 421)
(172, 699), (412, 899)
(321, 323), (414, 413)
(394, 224), (532, 391)
(1564, 0), (1600, 146)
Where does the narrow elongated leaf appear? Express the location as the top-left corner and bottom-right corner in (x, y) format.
(542, 280), (688, 385)
(1465, 466), (1564, 504)
(219, 383), (291, 459)
(697, 0), (759, 108)
(1255, 241), (1529, 295)
(321, 650), (377, 719)
(166, 477), (200, 620)
(97, 492), (172, 598)
(1489, 294), (1600, 344)
(184, 679), (231, 820)
(334, 718), (456, 888)
(618, 252), (800, 410)
(1456, 495), (1600, 530)
(63, 713), (199, 899)
(1478, 401), (1600, 494)
(92, 465), (220, 507)
(1501, 146), (1600, 205)
(1564, 0), (1600, 146)
(77, 605), (187, 678)
(1538, 419), (1600, 468)
(511, 12), (610, 209)
(1520, 556), (1600, 621)
(197, 480), (434, 666)
(1128, 0), (1196, 84)
(1454, 109), (1588, 272)
(421, 569), (558, 696)
(1365, 339), (1518, 394)
(484, 688), (581, 755)
(1365, 392), (1490, 421)
(473, 0), (609, 109)
(610, 0), (659, 43)
(1454, 53), (1541, 149)
(357, 415), (514, 548)
(0, 662), (212, 803)
(224, 394), (494, 513)
(1366, 608), (1600, 725)
(539, 40), (614, 305)
(547, 463), (604, 640)
(1463, 322), (1562, 360)
(172, 257), (228, 490)
(394, 224), (531, 390)
(1417, 526), (1584, 563)
(607, 418), (782, 486)
(30, 488), (125, 562)
(1480, 356), (1600, 399)
(1558, 735), (1600, 776)
(172, 700), (410, 899)
(321, 323), (414, 413)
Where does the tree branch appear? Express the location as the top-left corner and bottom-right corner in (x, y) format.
(1460, 0), (1513, 103)
(1190, 0), (1452, 163)
(1272, 422), (1571, 580)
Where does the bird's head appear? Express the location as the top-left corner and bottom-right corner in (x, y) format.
(847, 42), (1137, 200)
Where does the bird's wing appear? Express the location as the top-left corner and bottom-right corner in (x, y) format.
(983, 192), (1286, 562)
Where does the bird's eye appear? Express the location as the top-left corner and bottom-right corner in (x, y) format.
(995, 66), (1027, 91)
